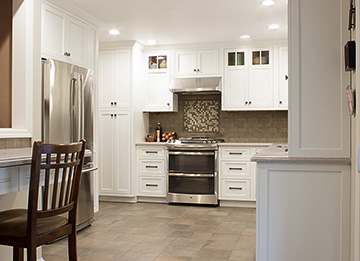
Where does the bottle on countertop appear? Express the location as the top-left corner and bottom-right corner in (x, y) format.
(156, 123), (162, 142)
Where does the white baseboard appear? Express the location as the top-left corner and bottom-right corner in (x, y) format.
(220, 200), (256, 208)
(137, 196), (167, 203)
(99, 196), (137, 203)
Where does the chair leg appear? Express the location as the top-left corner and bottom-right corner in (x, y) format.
(13, 247), (24, 261)
(27, 247), (36, 261)
(68, 231), (78, 261)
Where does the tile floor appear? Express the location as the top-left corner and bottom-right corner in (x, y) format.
(42, 202), (256, 261)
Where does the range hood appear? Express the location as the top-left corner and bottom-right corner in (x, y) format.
(169, 77), (222, 93)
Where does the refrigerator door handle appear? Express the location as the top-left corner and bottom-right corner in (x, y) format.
(80, 75), (85, 141)
(70, 77), (76, 142)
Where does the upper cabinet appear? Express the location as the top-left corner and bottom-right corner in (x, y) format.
(278, 46), (288, 108)
(175, 49), (220, 76)
(143, 51), (178, 112)
(98, 49), (131, 109)
(41, 2), (98, 69)
(248, 47), (274, 109)
(222, 46), (287, 111)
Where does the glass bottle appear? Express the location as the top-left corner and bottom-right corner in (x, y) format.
(156, 123), (162, 142)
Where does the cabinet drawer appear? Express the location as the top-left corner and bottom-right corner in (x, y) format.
(138, 177), (166, 196)
(221, 161), (250, 178)
(137, 146), (165, 158)
(138, 160), (165, 176)
(0, 167), (19, 195)
(220, 148), (251, 160)
(220, 179), (251, 200)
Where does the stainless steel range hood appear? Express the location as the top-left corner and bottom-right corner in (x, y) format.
(169, 77), (222, 93)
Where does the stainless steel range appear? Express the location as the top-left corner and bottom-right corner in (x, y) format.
(166, 137), (224, 205)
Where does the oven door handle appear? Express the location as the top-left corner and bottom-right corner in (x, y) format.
(168, 173), (215, 178)
(168, 152), (215, 156)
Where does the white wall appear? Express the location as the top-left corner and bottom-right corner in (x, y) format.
(288, 0), (350, 158)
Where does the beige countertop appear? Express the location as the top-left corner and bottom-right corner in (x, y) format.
(136, 142), (273, 147)
(251, 144), (351, 164)
(0, 148), (92, 168)
(218, 143), (272, 147)
(136, 142), (167, 146)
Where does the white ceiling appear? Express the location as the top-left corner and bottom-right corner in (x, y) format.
(66, 0), (288, 45)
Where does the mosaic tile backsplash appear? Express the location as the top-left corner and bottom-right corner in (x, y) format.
(184, 100), (219, 132)
(149, 94), (288, 143)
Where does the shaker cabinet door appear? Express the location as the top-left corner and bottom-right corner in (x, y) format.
(42, 4), (66, 59)
(98, 112), (115, 194)
(66, 16), (87, 66)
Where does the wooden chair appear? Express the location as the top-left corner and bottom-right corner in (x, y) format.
(0, 139), (86, 261)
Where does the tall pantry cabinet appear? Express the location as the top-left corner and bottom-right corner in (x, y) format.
(98, 42), (146, 201)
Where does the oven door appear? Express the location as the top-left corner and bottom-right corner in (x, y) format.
(167, 150), (218, 205)
(168, 173), (215, 195)
(168, 151), (215, 174)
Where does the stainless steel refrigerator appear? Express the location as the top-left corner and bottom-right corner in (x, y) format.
(41, 58), (96, 230)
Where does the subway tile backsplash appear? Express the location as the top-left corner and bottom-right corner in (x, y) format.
(149, 94), (288, 143)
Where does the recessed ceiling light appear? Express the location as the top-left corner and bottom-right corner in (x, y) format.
(147, 40), (157, 45)
(268, 24), (280, 30)
(261, 0), (275, 6)
(109, 29), (120, 35)
(240, 34), (251, 39)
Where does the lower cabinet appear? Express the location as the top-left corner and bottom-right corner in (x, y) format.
(98, 111), (132, 196)
(219, 145), (266, 204)
(136, 145), (166, 200)
(256, 162), (350, 261)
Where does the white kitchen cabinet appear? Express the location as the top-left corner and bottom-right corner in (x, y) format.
(248, 48), (274, 108)
(98, 49), (131, 109)
(0, 167), (19, 196)
(42, 3), (88, 67)
(86, 25), (98, 70)
(175, 49), (220, 76)
(136, 145), (166, 199)
(143, 51), (178, 112)
(277, 46), (288, 108)
(98, 111), (131, 196)
(219, 145), (266, 204)
(222, 49), (248, 110)
(223, 47), (287, 111)
(256, 162), (350, 261)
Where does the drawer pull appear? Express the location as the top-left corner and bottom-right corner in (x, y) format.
(0, 178), (11, 184)
(229, 152), (243, 155)
(229, 187), (243, 190)
(229, 168), (243, 171)
(146, 184), (158, 187)
(145, 151), (158, 154)
(145, 166), (158, 169)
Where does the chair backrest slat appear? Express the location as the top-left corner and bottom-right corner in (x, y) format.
(42, 153), (51, 211)
(51, 153), (61, 209)
(58, 153), (69, 208)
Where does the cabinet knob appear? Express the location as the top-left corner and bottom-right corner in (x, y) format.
(114, 101), (117, 106)
(249, 101), (252, 105)
(64, 52), (71, 57)
(285, 75), (288, 80)
(114, 113), (117, 118)
(111, 102), (114, 106)
(193, 69), (197, 72)
(167, 103), (170, 106)
(111, 114), (113, 117)
(279, 101), (283, 104)
(196, 69), (200, 72)
(245, 101), (248, 105)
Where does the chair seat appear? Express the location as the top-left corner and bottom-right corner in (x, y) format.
(0, 209), (68, 237)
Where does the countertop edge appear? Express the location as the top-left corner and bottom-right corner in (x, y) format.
(251, 156), (351, 165)
(251, 144), (351, 165)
